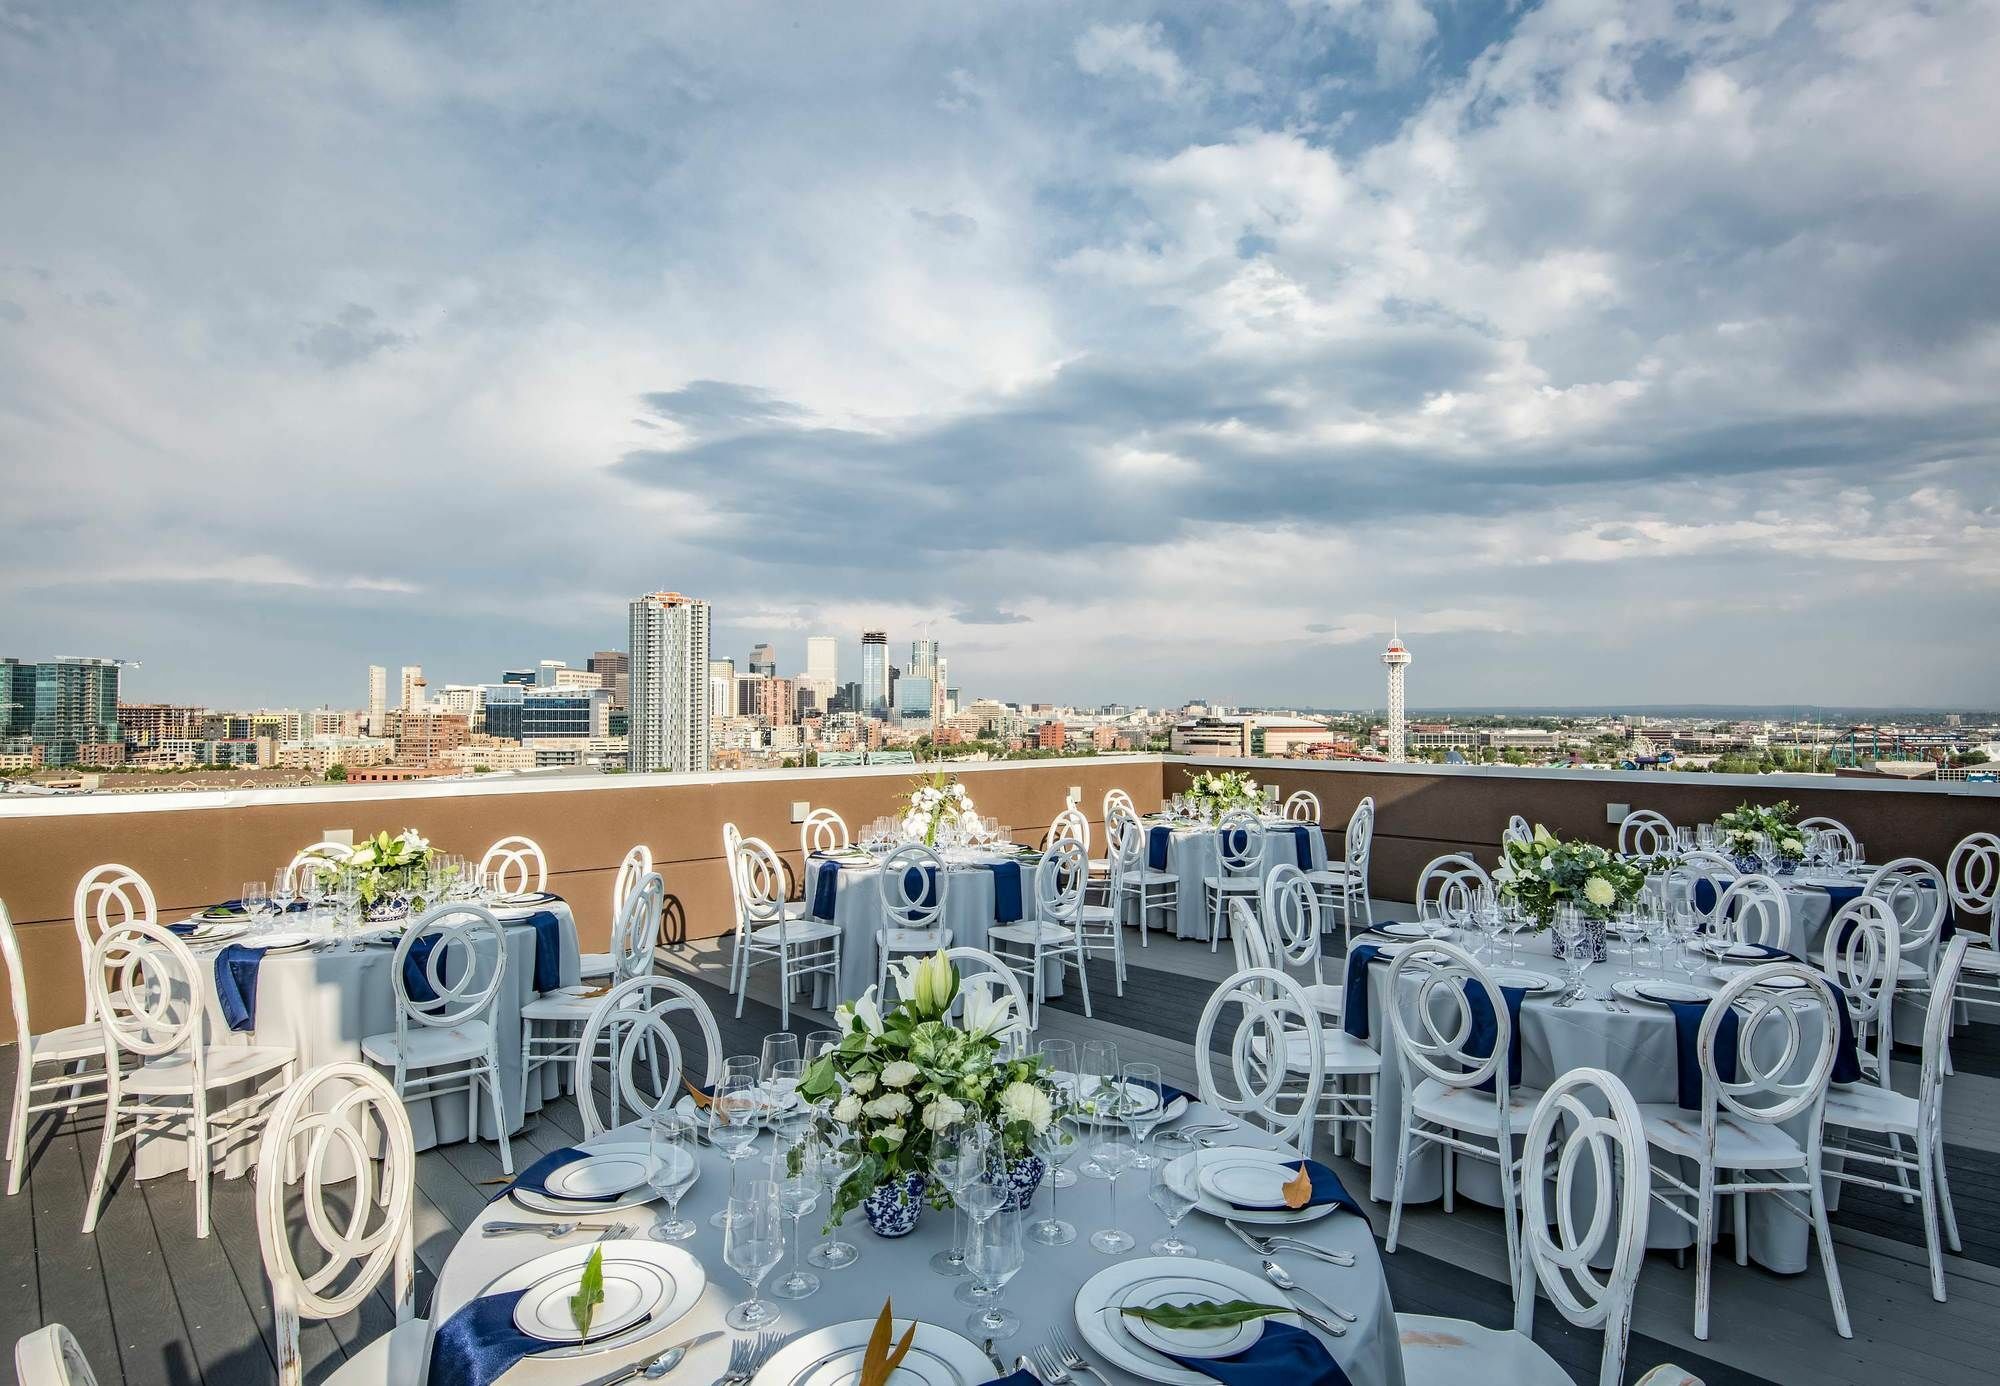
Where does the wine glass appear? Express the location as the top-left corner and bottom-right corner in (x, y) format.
(804, 1028), (842, 1063)
(1089, 1129), (1137, 1255)
(1148, 1133), (1198, 1255)
(270, 871), (296, 920)
(807, 1141), (863, 1270)
(761, 1033), (800, 1089)
(929, 1119), (991, 1276)
(1036, 1038), (1078, 1184)
(241, 881), (268, 927)
(1077, 1040), (1120, 1177)
(722, 1181), (785, 1329)
(765, 1059), (809, 1178)
(706, 1078), (761, 1228)
(954, 1141), (1013, 1307)
(1553, 905), (1587, 1001)
(648, 1113), (698, 1241)
(1121, 1062), (1166, 1170)
(963, 1210), (1025, 1341)
(773, 1149), (821, 1300)
(1030, 1113), (1079, 1246)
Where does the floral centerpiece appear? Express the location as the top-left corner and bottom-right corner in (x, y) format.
(1714, 801), (1806, 874)
(798, 953), (1065, 1236)
(899, 771), (978, 847)
(1496, 825), (1651, 960)
(312, 829), (436, 920)
(1180, 769), (1264, 823)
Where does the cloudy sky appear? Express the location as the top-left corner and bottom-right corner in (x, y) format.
(2, 1), (1997, 712)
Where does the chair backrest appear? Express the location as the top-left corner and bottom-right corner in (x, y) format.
(1864, 857), (1948, 953)
(879, 843), (948, 931)
(1282, 790), (1321, 823)
(1034, 837), (1088, 926)
(611, 843), (654, 919)
(1916, 937), (1969, 1128)
(1798, 816), (1857, 856)
(88, 922), (205, 1064)
(3, 899), (34, 1055)
(607, 871), (665, 982)
(1670, 852), (1738, 926)
(13, 1325), (100, 1386)
(1194, 967), (1324, 1150)
(1215, 809), (1266, 875)
(1819, 896), (1900, 1082)
(1228, 897), (1277, 974)
(1047, 805), (1090, 854)
(1617, 810), (1674, 858)
(281, 843), (352, 893)
(1262, 865), (1325, 984)
(1415, 853), (1492, 924)
(1502, 814), (1532, 850)
(937, 946), (1032, 1045)
(1102, 787), (1137, 826)
(801, 807), (849, 858)
(255, 1062), (416, 1385)
(1385, 941), (1514, 1103)
(1514, 1068), (1651, 1386)
(1946, 832), (1999, 945)
(1108, 805), (1144, 871)
(1715, 875), (1789, 948)
(479, 835), (547, 894)
(72, 863), (155, 1020)
(735, 837), (791, 928)
(575, 975), (723, 1136)
(388, 904), (508, 1032)
(1698, 961), (1837, 1131)
(721, 821), (746, 923)
(1344, 797), (1376, 867)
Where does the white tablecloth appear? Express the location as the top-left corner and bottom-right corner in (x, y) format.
(137, 901), (582, 1179)
(1142, 818), (1329, 941)
(433, 1098), (1406, 1386)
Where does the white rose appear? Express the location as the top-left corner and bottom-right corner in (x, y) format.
(850, 1072), (878, 1096)
(998, 1081), (1053, 1133)
(881, 1060), (920, 1088)
(833, 1094), (863, 1124)
(877, 1125), (906, 1148)
(865, 1092), (912, 1121)
(922, 1095), (967, 1131)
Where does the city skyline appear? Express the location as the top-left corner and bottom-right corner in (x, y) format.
(3, 3), (1997, 708)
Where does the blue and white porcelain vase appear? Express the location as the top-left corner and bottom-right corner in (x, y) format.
(1552, 917), (1608, 963)
(1775, 858), (1798, 876)
(1730, 855), (1762, 876)
(1000, 1154), (1045, 1212)
(862, 1172), (927, 1237)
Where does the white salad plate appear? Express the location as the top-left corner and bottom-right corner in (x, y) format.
(484, 1239), (703, 1359)
(752, 1318), (992, 1386)
(540, 1151), (655, 1202)
(1615, 979), (1712, 1004)
(1373, 921), (1450, 939)
(1488, 968), (1562, 995)
(1054, 1074), (1190, 1128)
(1120, 1273), (1268, 1360)
(1164, 1148), (1336, 1226)
(1077, 1256), (1295, 1384)
(251, 932), (314, 952)
(1710, 963), (1808, 988)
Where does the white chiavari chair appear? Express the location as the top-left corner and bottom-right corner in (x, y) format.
(1201, 809), (1267, 954)
(5, 899), (112, 1196)
(990, 838), (1093, 1028)
(13, 1325), (102, 1386)
(1714, 875), (1790, 949)
(82, 923), (297, 1237)
(1305, 796), (1374, 940)
(1101, 787), (1137, 828)
(72, 864), (155, 1022)
(1823, 936), (1967, 1303)
(1398, 1068), (1651, 1386)
(1384, 941), (1546, 1283)
(580, 843), (655, 981)
(255, 1062), (423, 1386)
(478, 835), (548, 895)
(1195, 967), (1324, 1157)
(1415, 854), (1493, 926)
(1617, 809), (1675, 858)
(575, 975), (723, 1137)
(1075, 820), (1129, 993)
(1046, 805), (1089, 855)
(732, 836), (841, 1028)
(1668, 851), (1739, 931)
(1263, 865), (1343, 1021)
(875, 844), (952, 998)
(1638, 960), (1850, 1340)
(1797, 816), (1857, 858)
(280, 842), (352, 894)
(1946, 831), (2000, 1025)
(361, 904), (513, 1176)
(1863, 857), (1948, 1004)
(522, 872), (665, 1118)
(936, 945), (1031, 1020)
(1110, 805), (1176, 947)
(801, 807), (849, 858)
(1501, 814), (1532, 850)
(1283, 789), (1321, 823)
(1820, 896), (1900, 1086)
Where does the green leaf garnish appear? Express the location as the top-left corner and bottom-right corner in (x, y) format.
(569, 1246), (605, 1338)
(1120, 1300), (1295, 1331)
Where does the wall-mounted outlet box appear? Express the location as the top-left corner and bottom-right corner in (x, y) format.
(323, 828), (354, 847)
(1068, 786), (1082, 806)
(1607, 803), (1629, 824)
(791, 802), (810, 823)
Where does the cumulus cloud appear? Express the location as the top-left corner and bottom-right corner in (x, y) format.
(1075, 22), (1190, 97)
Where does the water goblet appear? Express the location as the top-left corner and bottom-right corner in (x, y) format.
(1121, 1062), (1166, 1169)
(1036, 1038), (1078, 1183)
(648, 1113), (698, 1241)
(706, 1078), (761, 1228)
(270, 872), (296, 920)
(1148, 1133), (1198, 1255)
(806, 1140), (864, 1270)
(241, 882), (268, 927)
(954, 1143), (1013, 1306)
(804, 1028), (842, 1063)
(773, 1155), (822, 1300)
(1089, 1132), (1137, 1254)
(1077, 1040), (1120, 1177)
(1031, 1113), (1079, 1246)
(929, 1119), (991, 1276)
(722, 1181), (785, 1329)
(963, 1210), (1025, 1341)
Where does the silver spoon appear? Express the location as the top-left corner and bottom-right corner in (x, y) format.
(1262, 1260), (1358, 1324)
(586, 1329), (724, 1385)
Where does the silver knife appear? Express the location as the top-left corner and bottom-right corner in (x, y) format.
(582, 1329), (725, 1386)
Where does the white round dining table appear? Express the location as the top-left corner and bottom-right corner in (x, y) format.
(1138, 816), (1330, 942)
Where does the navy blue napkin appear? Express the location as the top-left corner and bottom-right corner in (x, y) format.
(1161, 1318), (1352, 1385)
(1463, 980), (1529, 1093)
(520, 909), (562, 992)
(489, 1147), (596, 1203)
(985, 859), (1023, 923)
(1285, 824), (1316, 870)
(214, 945), (270, 1032)
(975, 1373), (1038, 1386)
(1221, 827), (1249, 858)
(1148, 825), (1172, 871)
(204, 899), (310, 917)
(1215, 1157), (1363, 1219)
(900, 865), (941, 910)
(1664, 997), (1740, 1110)
(425, 1289), (539, 1386)
(1135, 1077), (1191, 1108)
(810, 858), (841, 921)
(402, 932), (454, 1004)
(1693, 878), (1727, 917)
(1341, 945), (1382, 1040)
(167, 921), (201, 936)
(1824, 978), (1862, 1085)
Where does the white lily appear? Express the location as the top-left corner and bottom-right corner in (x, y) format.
(959, 976), (1026, 1046)
(850, 986), (884, 1037)
(890, 951), (956, 1017)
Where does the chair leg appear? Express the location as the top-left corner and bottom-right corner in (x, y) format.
(1073, 936), (1093, 1020)
(490, 1059), (514, 1176)
(778, 946), (791, 1030)
(1808, 1161), (1853, 1337)
(1442, 1147), (1455, 1213)
(1693, 1169), (1716, 1340)
(1888, 1132), (1917, 1205)
(81, 1099), (118, 1235)
(1935, 1136), (1961, 1253)
(1918, 1135), (1945, 1302)
(1385, 1117), (1416, 1253)
(1498, 1149), (1521, 1319)
(192, 1100), (213, 1239)
(1733, 1184), (1748, 1266)
(6, 1059), (27, 1196)
(518, 1022), (536, 1129)
(734, 946), (751, 1019)
(1029, 944), (1046, 1030)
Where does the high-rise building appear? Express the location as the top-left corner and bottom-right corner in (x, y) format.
(806, 636), (837, 686)
(748, 642), (777, 678)
(488, 686), (612, 740)
(13, 657), (126, 766)
(861, 632), (888, 717)
(399, 665), (426, 712)
(588, 650), (630, 709)
(118, 703), (206, 749)
(629, 591), (712, 773)
(1381, 627), (1412, 764)
(910, 638), (937, 678)
(1, 658), (38, 738)
(501, 669), (537, 687)
(367, 665), (387, 728)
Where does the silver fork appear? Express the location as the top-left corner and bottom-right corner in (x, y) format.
(712, 1336), (754, 1386)
(1224, 1220), (1357, 1266)
(1048, 1327), (1106, 1382)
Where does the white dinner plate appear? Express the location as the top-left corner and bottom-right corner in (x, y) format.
(1488, 968), (1562, 994)
(1196, 1153), (1299, 1210)
(508, 1152), (675, 1215)
(540, 1151), (655, 1202)
(186, 921), (248, 944)
(752, 1318), (992, 1386)
(484, 1240), (703, 1358)
(1710, 963), (1808, 989)
(1373, 921), (1449, 939)
(497, 891), (558, 907)
(1077, 1256), (1296, 1384)
(252, 932), (314, 952)
(1698, 939), (1769, 961)
(1164, 1148), (1338, 1226)
(1120, 1273), (1269, 1360)
(1616, 979), (1712, 1004)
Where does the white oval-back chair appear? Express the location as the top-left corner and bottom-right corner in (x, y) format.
(1820, 896), (1901, 1085)
(801, 807), (849, 858)
(732, 837), (841, 1028)
(990, 838), (1093, 1028)
(255, 1062), (423, 1386)
(875, 844), (952, 999)
(580, 843), (655, 981)
(1863, 858), (1949, 1006)
(1306, 797), (1375, 940)
(1945, 832), (2000, 1029)
(5, 899), (111, 1196)
(1415, 854), (1492, 926)
(523, 872), (665, 1120)
(1501, 814), (1532, 850)
(1282, 790), (1321, 823)
(1714, 875), (1790, 950)
(71, 864), (156, 1021)
(575, 975), (723, 1137)
(1110, 806), (1177, 948)
(1797, 816), (1858, 859)
(1618, 810), (1674, 857)
(281, 842), (353, 894)
(1194, 967), (1325, 1157)
(1202, 810), (1267, 954)
(479, 835), (548, 895)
